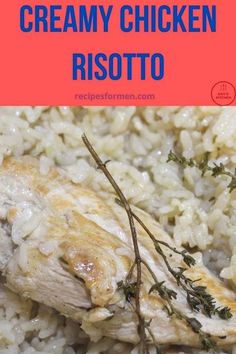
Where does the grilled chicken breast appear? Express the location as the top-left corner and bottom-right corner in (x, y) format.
(0, 156), (235, 348)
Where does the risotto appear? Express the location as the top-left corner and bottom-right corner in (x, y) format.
(0, 106), (235, 354)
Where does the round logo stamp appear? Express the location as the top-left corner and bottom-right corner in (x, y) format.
(211, 81), (236, 106)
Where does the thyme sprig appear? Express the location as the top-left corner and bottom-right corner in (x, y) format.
(173, 267), (232, 319)
(82, 134), (149, 354)
(82, 134), (231, 353)
(119, 258), (217, 352)
(115, 197), (232, 320)
(167, 151), (236, 192)
(142, 253), (217, 352)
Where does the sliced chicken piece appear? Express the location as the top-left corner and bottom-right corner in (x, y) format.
(0, 156), (236, 348)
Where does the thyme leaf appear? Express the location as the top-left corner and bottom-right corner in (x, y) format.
(149, 281), (177, 300)
(118, 280), (137, 302)
(200, 332), (217, 351)
(215, 306), (232, 320)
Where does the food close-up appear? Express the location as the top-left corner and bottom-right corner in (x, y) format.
(0, 106), (236, 354)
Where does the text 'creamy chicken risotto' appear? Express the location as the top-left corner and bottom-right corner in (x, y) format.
(0, 106), (236, 354)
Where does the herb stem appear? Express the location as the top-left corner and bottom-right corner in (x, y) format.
(115, 198), (195, 265)
(82, 134), (148, 354)
(127, 262), (136, 281)
(141, 259), (159, 284)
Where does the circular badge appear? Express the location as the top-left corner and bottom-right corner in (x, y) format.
(211, 81), (236, 106)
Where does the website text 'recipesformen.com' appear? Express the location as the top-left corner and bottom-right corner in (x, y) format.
(74, 92), (156, 102)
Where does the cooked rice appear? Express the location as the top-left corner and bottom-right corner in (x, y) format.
(0, 106), (236, 354)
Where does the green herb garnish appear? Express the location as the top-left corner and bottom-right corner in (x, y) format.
(83, 135), (232, 353)
(167, 150), (236, 192)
